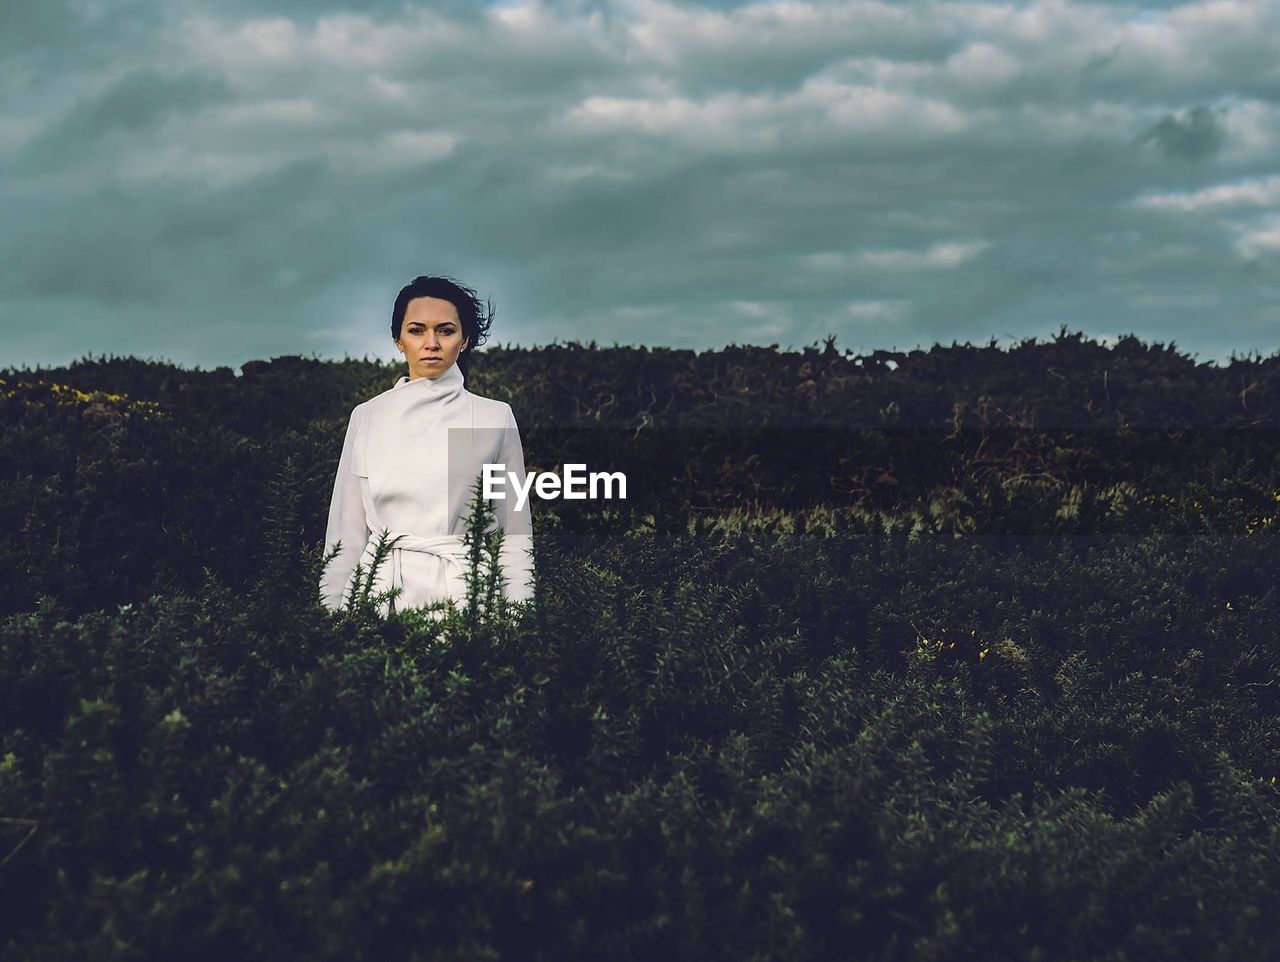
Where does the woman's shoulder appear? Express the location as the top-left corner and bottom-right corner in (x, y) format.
(465, 388), (511, 411)
(354, 380), (408, 415)
(466, 390), (516, 426)
(338, 394), (378, 436)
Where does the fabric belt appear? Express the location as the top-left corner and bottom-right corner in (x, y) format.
(354, 530), (469, 613)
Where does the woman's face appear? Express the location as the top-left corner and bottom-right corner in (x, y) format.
(396, 296), (469, 380)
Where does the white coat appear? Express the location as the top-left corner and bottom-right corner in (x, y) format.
(319, 361), (534, 616)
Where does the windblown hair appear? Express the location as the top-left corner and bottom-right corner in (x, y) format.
(391, 275), (494, 378)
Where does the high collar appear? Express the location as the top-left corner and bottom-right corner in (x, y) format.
(392, 361), (466, 402)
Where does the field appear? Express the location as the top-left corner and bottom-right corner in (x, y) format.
(3, 330), (1280, 960)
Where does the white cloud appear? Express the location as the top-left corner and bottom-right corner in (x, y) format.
(944, 41), (1021, 90)
(215, 98), (321, 127)
(175, 10), (465, 74)
(562, 77), (968, 151)
(803, 241), (991, 273)
(616, 0), (934, 68)
(725, 299), (796, 339)
(1218, 99), (1280, 161)
(328, 129), (459, 174)
(799, 77), (969, 135)
(563, 92), (784, 149)
(839, 299), (910, 321)
(864, 240), (992, 269)
(1234, 217), (1280, 258)
(487, 0), (554, 33)
(117, 146), (290, 188)
(543, 162), (635, 182)
(1134, 175), (1280, 212)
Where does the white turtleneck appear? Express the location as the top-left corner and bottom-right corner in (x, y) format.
(319, 361), (535, 615)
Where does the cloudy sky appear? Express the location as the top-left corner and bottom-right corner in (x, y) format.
(2, 0), (1277, 371)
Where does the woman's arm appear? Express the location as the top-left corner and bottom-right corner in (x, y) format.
(495, 403), (536, 603)
(319, 407), (369, 611)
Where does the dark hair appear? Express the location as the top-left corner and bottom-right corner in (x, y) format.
(391, 275), (494, 378)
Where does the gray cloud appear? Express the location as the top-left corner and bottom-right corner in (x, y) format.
(17, 70), (233, 171)
(2, 0), (1279, 370)
(1140, 105), (1227, 161)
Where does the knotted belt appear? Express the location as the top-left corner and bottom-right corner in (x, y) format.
(352, 530), (469, 614)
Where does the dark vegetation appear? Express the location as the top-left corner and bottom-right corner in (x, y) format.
(3, 328), (1280, 960)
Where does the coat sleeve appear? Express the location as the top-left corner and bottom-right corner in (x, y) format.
(319, 406), (369, 611)
(494, 403), (536, 604)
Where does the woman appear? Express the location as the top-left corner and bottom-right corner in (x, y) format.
(319, 274), (535, 616)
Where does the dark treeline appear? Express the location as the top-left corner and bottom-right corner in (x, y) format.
(9, 327), (1280, 433)
(3, 329), (1280, 960)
